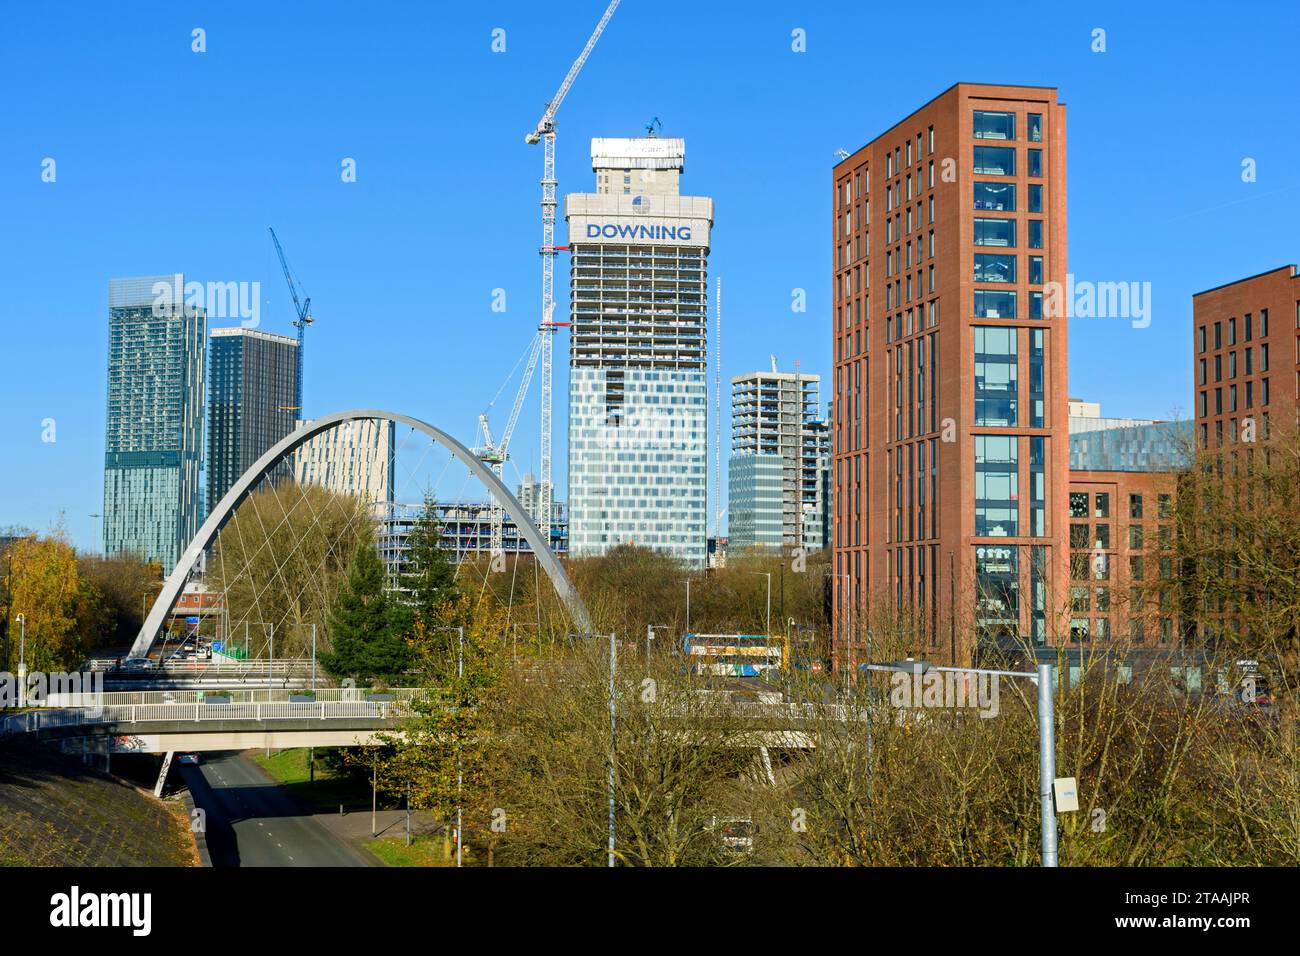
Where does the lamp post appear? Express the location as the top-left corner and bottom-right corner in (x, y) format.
(859, 658), (1060, 866)
(750, 572), (771, 636)
(607, 631), (616, 868)
(14, 614), (26, 709)
(684, 578), (691, 634)
(427, 624), (467, 867)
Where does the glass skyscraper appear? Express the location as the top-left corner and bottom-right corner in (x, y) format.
(207, 327), (300, 513)
(565, 137), (713, 567)
(103, 275), (206, 570)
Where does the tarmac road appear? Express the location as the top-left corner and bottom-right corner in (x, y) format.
(179, 751), (375, 867)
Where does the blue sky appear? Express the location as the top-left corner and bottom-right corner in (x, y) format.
(2, 0), (1297, 552)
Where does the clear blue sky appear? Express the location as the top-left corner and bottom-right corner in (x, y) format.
(2, 0), (1297, 553)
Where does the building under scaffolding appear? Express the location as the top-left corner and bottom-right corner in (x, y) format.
(377, 496), (568, 588)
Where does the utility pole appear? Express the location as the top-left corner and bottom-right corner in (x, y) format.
(1038, 663), (1059, 867)
(15, 614), (25, 709)
(457, 625), (464, 868)
(607, 632), (617, 867)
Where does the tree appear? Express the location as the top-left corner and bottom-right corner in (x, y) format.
(321, 535), (411, 684)
(2, 532), (104, 672)
(76, 552), (162, 649)
(209, 482), (371, 660)
(389, 495), (459, 652)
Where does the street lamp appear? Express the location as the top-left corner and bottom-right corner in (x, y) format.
(859, 658), (1060, 866)
(750, 572), (772, 636)
(14, 614), (25, 708)
(684, 578), (692, 634)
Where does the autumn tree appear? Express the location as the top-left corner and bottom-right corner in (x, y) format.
(209, 482), (371, 660)
(2, 532), (104, 672)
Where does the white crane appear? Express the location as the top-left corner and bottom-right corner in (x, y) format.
(477, 332), (545, 556)
(525, 0), (621, 547)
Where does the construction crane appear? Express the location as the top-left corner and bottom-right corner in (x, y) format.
(269, 227), (313, 414)
(476, 333), (545, 555)
(645, 116), (662, 137)
(525, 0), (620, 548)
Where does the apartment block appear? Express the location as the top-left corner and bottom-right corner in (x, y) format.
(832, 83), (1069, 666)
(1192, 265), (1300, 450)
(103, 275), (206, 570)
(729, 365), (830, 553)
(206, 327), (299, 513)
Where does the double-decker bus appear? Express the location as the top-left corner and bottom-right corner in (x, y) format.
(682, 634), (785, 678)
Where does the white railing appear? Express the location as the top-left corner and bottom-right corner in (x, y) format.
(45, 687), (425, 708)
(1, 700), (407, 732)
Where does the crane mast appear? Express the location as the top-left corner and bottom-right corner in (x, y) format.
(268, 227), (313, 413)
(526, 0), (620, 550)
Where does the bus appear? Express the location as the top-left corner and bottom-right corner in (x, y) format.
(682, 634), (785, 678)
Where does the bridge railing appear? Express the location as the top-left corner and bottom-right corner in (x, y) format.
(46, 687), (425, 708)
(2, 700), (409, 732)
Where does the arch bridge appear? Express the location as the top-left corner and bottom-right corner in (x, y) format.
(130, 410), (592, 659)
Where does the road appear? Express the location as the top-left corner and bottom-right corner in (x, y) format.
(179, 751), (375, 867)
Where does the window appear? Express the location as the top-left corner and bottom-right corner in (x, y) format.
(1070, 524), (1089, 548)
(1095, 493), (1110, 518)
(1028, 113), (1043, 142)
(973, 146), (1015, 176)
(973, 181), (1015, 211)
(1028, 219), (1043, 248)
(1130, 555), (1145, 579)
(974, 326), (1018, 426)
(975, 435), (1018, 536)
(975, 545), (1019, 641)
(974, 253), (1016, 283)
(1028, 149), (1042, 177)
(1030, 292), (1043, 319)
(1129, 525), (1144, 549)
(973, 217), (1016, 247)
(1095, 524), (1111, 548)
(1071, 587), (1090, 612)
(1069, 492), (1088, 518)
(974, 290), (1017, 318)
(1029, 329), (1045, 426)
(1197, 326), (1206, 353)
(973, 110), (1015, 141)
(1129, 493), (1143, 519)
(1028, 183), (1043, 213)
(1029, 255), (1043, 285)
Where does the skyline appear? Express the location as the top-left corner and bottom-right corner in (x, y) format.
(3, 1), (1299, 554)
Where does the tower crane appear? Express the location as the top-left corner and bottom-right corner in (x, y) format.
(269, 227), (313, 413)
(525, 0), (621, 547)
(476, 332), (545, 555)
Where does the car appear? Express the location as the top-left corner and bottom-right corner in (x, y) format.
(121, 657), (153, 671)
(177, 753), (200, 766)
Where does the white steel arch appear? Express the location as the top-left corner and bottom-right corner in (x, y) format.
(129, 410), (591, 657)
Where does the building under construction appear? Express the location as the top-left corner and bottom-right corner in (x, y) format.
(565, 135), (713, 567)
(728, 365), (831, 553)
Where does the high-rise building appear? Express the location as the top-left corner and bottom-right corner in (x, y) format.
(727, 453), (784, 551)
(832, 84), (1070, 666)
(103, 275), (206, 570)
(728, 366), (830, 552)
(206, 327), (299, 512)
(293, 418), (394, 505)
(1191, 264), (1300, 451)
(565, 136), (713, 566)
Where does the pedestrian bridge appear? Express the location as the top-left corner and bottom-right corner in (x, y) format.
(1, 696), (413, 754)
